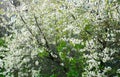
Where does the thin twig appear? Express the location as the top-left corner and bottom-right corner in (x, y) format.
(20, 15), (34, 37)
(34, 15), (68, 72)
(34, 14), (49, 49)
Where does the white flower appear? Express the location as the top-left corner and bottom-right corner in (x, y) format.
(23, 58), (30, 63)
(50, 52), (58, 58)
(89, 71), (96, 76)
(103, 67), (112, 73)
(116, 69), (120, 74)
(0, 59), (3, 68)
(35, 61), (39, 66)
(60, 63), (64, 66)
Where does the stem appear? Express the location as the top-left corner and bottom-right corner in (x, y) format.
(34, 14), (49, 49)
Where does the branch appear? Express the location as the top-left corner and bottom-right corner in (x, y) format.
(34, 14), (68, 72)
(20, 15), (35, 37)
(85, 30), (92, 35)
(34, 14), (49, 49)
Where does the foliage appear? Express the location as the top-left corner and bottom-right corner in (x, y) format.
(0, 0), (120, 77)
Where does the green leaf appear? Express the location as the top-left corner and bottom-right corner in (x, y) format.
(67, 69), (79, 77)
(117, 0), (120, 3)
(38, 48), (48, 58)
(57, 41), (67, 52)
(50, 74), (57, 77)
(84, 24), (93, 32)
(58, 10), (63, 14)
(74, 44), (85, 49)
(0, 38), (5, 46)
(0, 9), (4, 14)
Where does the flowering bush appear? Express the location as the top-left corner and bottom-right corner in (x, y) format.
(0, 0), (120, 77)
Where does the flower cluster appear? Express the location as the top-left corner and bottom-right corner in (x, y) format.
(0, 0), (120, 77)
